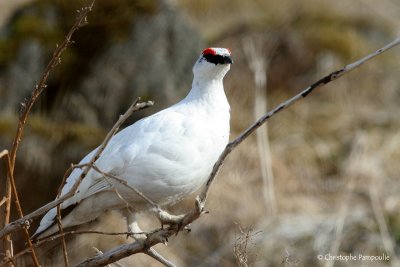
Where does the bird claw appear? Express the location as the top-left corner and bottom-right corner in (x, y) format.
(126, 231), (147, 242)
(126, 232), (132, 239)
(162, 236), (169, 246)
(195, 196), (209, 217)
(183, 224), (191, 233)
(153, 208), (185, 232)
(151, 198), (207, 235)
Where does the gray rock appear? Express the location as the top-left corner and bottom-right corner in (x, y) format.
(2, 39), (45, 113)
(62, 2), (204, 126)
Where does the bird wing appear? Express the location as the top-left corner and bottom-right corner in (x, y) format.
(33, 107), (188, 237)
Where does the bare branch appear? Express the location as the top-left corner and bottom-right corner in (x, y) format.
(0, 197), (7, 208)
(56, 164), (75, 267)
(3, 150), (40, 266)
(145, 248), (178, 267)
(1, 150), (13, 264)
(0, 150), (8, 159)
(92, 248), (126, 267)
(57, 205), (69, 267)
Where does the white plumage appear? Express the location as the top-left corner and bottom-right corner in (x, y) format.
(33, 47), (232, 238)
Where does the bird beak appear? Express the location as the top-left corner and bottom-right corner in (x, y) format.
(223, 55), (233, 64)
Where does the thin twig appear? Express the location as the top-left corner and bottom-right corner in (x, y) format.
(4, 151), (40, 266)
(0, 100), (153, 240)
(145, 248), (178, 267)
(90, 163), (158, 209)
(1, 150), (13, 265)
(57, 205), (69, 267)
(0, 197), (7, 207)
(56, 164), (75, 267)
(102, 174), (138, 213)
(0, 150), (8, 159)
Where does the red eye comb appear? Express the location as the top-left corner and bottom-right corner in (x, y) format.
(202, 48), (216, 55)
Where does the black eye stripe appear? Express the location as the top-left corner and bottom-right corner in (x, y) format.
(203, 53), (232, 65)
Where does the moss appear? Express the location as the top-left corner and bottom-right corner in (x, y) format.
(12, 15), (60, 43)
(0, 39), (14, 65)
(0, 116), (15, 137)
(27, 115), (105, 147)
(0, 114), (104, 147)
(387, 214), (400, 245)
(1, 0), (158, 110)
(292, 12), (390, 61)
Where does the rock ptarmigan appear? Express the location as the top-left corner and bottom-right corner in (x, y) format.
(33, 47), (232, 239)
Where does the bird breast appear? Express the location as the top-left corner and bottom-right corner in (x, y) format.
(115, 105), (230, 204)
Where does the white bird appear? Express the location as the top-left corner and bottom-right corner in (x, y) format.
(32, 47), (233, 239)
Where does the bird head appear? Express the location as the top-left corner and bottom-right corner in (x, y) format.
(193, 47), (233, 80)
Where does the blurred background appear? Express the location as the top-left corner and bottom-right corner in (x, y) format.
(1, 0), (400, 266)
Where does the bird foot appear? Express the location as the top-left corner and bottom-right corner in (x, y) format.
(126, 217), (148, 242)
(153, 197), (208, 233)
(154, 208), (186, 231)
(127, 231), (147, 242)
(195, 196), (207, 215)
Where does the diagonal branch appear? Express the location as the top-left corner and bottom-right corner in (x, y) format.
(1, 150), (14, 266)
(145, 248), (178, 267)
(198, 36), (400, 203)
